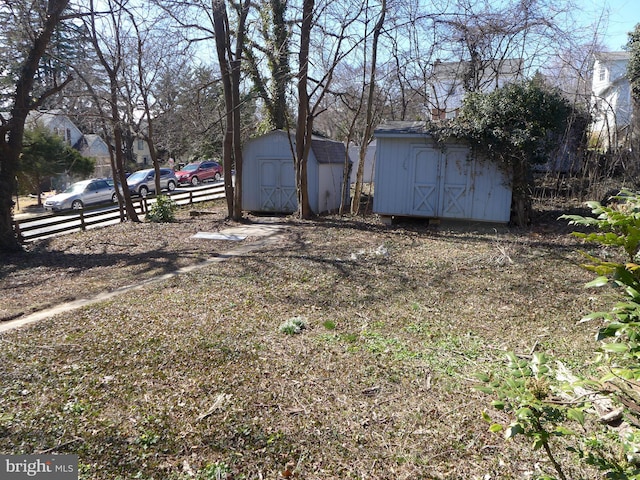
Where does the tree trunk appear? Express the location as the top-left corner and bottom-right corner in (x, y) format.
(231, 59), (244, 220)
(511, 159), (532, 227)
(352, 0), (385, 215)
(212, 0), (236, 219)
(231, 0), (250, 221)
(295, 0), (314, 219)
(0, 0), (71, 252)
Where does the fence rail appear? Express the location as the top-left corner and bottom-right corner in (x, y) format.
(14, 183), (226, 243)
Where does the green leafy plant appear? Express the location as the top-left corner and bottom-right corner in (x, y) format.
(198, 462), (230, 480)
(477, 191), (640, 479)
(146, 195), (177, 223)
(279, 316), (306, 335)
(476, 352), (585, 480)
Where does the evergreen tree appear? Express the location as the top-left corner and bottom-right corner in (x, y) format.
(19, 127), (94, 203)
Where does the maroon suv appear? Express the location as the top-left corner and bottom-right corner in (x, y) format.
(175, 161), (223, 186)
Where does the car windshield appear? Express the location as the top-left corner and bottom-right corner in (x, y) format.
(127, 171), (148, 182)
(64, 182), (89, 194)
(182, 164), (199, 172)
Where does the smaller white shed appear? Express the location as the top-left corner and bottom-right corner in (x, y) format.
(242, 130), (349, 214)
(373, 121), (512, 223)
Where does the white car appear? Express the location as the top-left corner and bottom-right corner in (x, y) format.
(44, 179), (117, 212)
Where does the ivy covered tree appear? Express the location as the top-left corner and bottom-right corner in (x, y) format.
(19, 127), (94, 204)
(447, 79), (587, 226)
(627, 23), (640, 154)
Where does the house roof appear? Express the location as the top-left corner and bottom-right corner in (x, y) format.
(594, 51), (630, 62)
(26, 109), (69, 128)
(431, 58), (523, 79)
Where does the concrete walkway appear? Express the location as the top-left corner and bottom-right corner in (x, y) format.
(0, 223), (287, 334)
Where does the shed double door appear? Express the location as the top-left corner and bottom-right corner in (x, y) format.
(259, 159), (297, 212)
(411, 146), (472, 218)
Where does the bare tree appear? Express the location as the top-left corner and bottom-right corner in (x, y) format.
(349, 0), (385, 215)
(85, 0), (140, 222)
(291, 0), (366, 218)
(211, 0), (250, 220)
(124, 6), (189, 195)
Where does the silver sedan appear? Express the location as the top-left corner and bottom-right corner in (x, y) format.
(44, 179), (117, 212)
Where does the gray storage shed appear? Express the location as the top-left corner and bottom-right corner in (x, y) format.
(242, 130), (349, 214)
(373, 121), (512, 223)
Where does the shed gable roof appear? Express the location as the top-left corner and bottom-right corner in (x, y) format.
(374, 121), (429, 136)
(310, 137), (347, 164)
(247, 130), (347, 164)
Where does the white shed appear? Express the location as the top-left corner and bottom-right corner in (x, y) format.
(373, 121), (512, 224)
(348, 140), (376, 184)
(242, 130), (349, 214)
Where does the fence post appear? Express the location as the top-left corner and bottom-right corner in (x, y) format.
(12, 221), (24, 244)
(79, 210), (86, 231)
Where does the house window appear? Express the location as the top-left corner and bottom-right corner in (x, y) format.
(143, 156), (148, 165)
(599, 66), (606, 82)
(66, 129), (71, 144)
(138, 140), (144, 150)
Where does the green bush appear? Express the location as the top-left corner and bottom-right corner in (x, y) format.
(146, 195), (177, 223)
(477, 190), (640, 480)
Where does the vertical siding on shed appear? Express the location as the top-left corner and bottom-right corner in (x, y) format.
(373, 134), (512, 223)
(318, 163), (346, 212)
(243, 131), (298, 211)
(469, 159), (512, 222)
(373, 137), (420, 215)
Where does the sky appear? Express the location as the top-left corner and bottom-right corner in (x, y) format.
(583, 0), (639, 51)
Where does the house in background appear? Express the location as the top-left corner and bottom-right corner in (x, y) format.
(590, 51), (632, 151)
(242, 130), (350, 214)
(132, 135), (152, 167)
(78, 134), (111, 178)
(26, 110), (112, 179)
(373, 121), (512, 224)
(26, 110), (83, 148)
(427, 58), (523, 120)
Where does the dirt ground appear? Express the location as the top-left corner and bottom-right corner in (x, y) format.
(0, 196), (617, 479)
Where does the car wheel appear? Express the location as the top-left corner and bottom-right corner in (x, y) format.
(72, 199), (83, 210)
(139, 186), (149, 197)
(214, 172), (221, 181)
(191, 176), (200, 186)
(111, 192), (118, 203)
(167, 180), (176, 191)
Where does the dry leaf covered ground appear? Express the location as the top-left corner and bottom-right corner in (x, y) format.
(0, 198), (617, 479)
